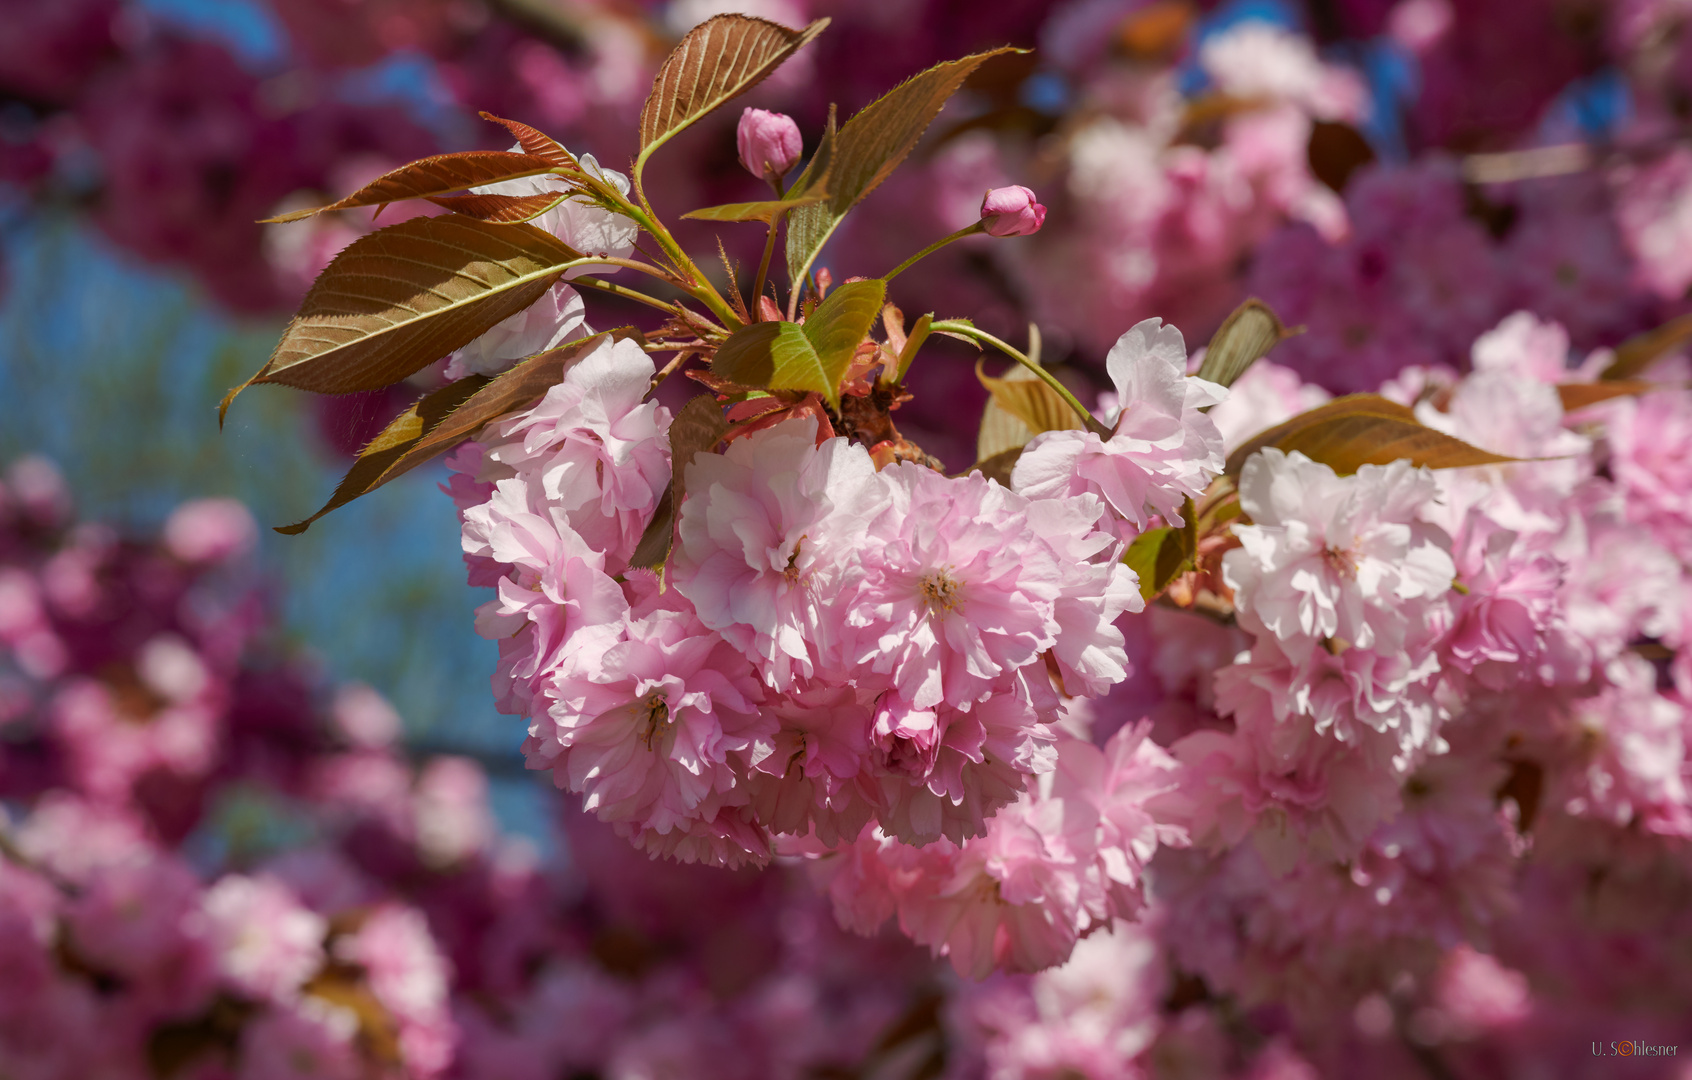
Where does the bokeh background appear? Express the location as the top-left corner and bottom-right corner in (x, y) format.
(9, 1), (1692, 1077)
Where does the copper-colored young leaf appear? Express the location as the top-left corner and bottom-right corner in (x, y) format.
(636, 15), (829, 173)
(1224, 394), (1520, 477)
(479, 111), (576, 169)
(1123, 516), (1195, 602)
(1602, 312), (1692, 380)
(1195, 298), (1301, 390)
(710, 279), (885, 409)
(1556, 380), (1660, 411)
(276, 329), (641, 534)
(785, 46), (1023, 288)
(427, 190), (569, 223)
(260, 152), (559, 223)
(630, 394), (731, 568)
(977, 359), (1086, 440)
(1307, 120), (1376, 194)
(224, 216), (583, 415)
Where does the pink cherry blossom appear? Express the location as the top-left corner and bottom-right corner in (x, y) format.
(1012, 319), (1227, 535)
(672, 418), (886, 692)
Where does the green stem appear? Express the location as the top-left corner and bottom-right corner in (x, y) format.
(749, 177), (786, 319)
(931, 320), (1111, 438)
(883, 221), (987, 285)
(614, 199), (743, 330)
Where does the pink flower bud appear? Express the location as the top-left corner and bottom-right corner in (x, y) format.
(737, 108), (803, 180)
(979, 185), (1047, 237)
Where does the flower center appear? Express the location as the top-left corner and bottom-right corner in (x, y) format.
(1322, 545), (1358, 579)
(639, 692), (669, 749)
(919, 568), (963, 613)
(782, 534), (806, 585)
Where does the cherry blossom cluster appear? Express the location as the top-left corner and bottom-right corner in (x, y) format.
(0, 460), (985, 1080)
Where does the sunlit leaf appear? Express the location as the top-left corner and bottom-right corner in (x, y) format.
(479, 111), (577, 169)
(224, 217), (583, 415)
(1557, 380), (1660, 411)
(976, 359), (1085, 438)
(1123, 514), (1195, 602)
(636, 15), (829, 175)
(1195, 298), (1300, 389)
(1224, 394), (1520, 477)
(631, 394), (731, 568)
(276, 330), (640, 534)
(1307, 120), (1376, 194)
(785, 47), (1023, 288)
(261, 152), (560, 223)
(1602, 313), (1692, 380)
(710, 279), (885, 409)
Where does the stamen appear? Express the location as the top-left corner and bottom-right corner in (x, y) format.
(919, 568), (963, 613)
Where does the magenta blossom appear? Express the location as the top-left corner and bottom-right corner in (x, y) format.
(979, 185), (1047, 237)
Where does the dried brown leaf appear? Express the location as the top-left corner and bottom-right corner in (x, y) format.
(1603, 312), (1692, 380)
(1224, 394), (1520, 477)
(1556, 380), (1660, 411)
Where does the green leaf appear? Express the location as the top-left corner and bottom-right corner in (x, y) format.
(709, 279), (886, 409)
(276, 329), (641, 534)
(260, 152), (561, 223)
(1195, 298), (1301, 389)
(630, 394), (731, 569)
(1602, 313), (1692, 380)
(1223, 394), (1521, 478)
(636, 15), (829, 179)
(223, 217), (582, 417)
(976, 359), (1086, 438)
(1123, 514), (1196, 602)
(785, 46), (1023, 289)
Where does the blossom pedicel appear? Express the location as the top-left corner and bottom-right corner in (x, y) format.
(182, 8), (1692, 1076)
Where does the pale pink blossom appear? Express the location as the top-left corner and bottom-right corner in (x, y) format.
(444, 280), (588, 380)
(673, 418), (886, 691)
(161, 498), (258, 564)
(1224, 449), (1455, 658)
(532, 605), (767, 845)
(842, 463), (1063, 711)
(333, 904), (458, 1077)
(477, 334), (672, 567)
(1012, 319), (1227, 534)
(198, 874), (327, 1004)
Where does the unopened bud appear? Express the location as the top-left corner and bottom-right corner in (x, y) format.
(737, 108), (803, 181)
(979, 185), (1047, 237)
